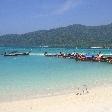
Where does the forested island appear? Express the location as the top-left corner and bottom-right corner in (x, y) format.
(0, 23), (112, 48)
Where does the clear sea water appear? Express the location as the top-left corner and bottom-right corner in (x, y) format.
(0, 47), (112, 102)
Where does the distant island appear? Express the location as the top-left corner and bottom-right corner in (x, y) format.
(0, 23), (112, 48)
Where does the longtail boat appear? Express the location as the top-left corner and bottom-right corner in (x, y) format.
(4, 51), (31, 56)
(44, 52), (112, 64)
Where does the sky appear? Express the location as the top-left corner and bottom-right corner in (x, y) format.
(0, 0), (112, 35)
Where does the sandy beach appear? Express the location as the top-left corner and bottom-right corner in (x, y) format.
(0, 85), (112, 112)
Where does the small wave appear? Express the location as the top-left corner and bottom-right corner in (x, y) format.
(30, 53), (44, 56)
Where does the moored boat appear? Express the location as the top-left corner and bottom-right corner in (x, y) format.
(108, 59), (112, 64)
(4, 51), (31, 56)
(44, 52), (112, 64)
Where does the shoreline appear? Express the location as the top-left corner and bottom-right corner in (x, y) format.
(0, 80), (110, 103)
(0, 84), (112, 112)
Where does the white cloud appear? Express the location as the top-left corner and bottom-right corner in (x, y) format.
(54, 0), (81, 15)
(33, 0), (81, 18)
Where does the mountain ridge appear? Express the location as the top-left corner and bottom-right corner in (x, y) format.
(0, 23), (112, 48)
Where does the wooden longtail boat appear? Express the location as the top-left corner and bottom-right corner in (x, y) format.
(44, 52), (112, 64)
(4, 51), (30, 56)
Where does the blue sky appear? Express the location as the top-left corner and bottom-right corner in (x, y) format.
(0, 0), (112, 34)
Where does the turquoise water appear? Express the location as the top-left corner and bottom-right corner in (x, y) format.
(0, 47), (112, 102)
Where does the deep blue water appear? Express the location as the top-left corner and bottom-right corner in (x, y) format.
(0, 47), (112, 101)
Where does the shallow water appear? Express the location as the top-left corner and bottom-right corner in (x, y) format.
(0, 47), (112, 102)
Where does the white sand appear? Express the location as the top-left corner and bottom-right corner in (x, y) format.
(0, 85), (112, 112)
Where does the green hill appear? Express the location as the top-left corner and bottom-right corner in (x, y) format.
(0, 23), (112, 48)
